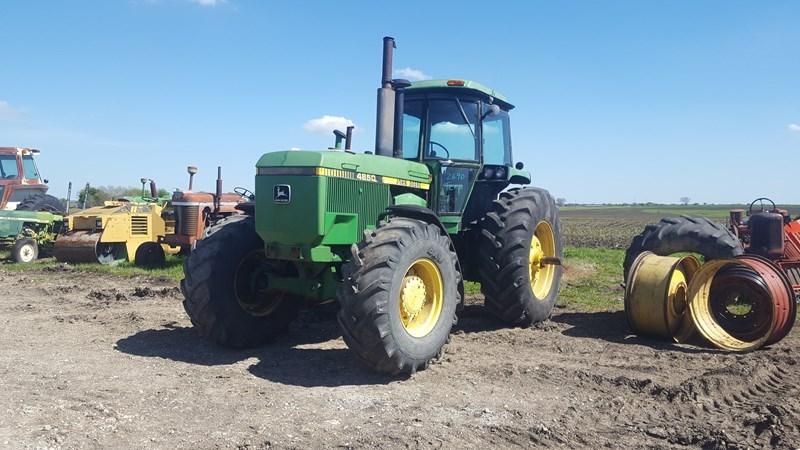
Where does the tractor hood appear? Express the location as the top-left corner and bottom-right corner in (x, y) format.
(256, 150), (432, 185)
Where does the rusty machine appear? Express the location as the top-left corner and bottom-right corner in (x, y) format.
(729, 198), (800, 296)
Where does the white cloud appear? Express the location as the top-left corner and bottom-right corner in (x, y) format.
(0, 100), (21, 121)
(789, 123), (800, 133)
(190, 0), (225, 6)
(303, 115), (355, 135)
(394, 67), (432, 82)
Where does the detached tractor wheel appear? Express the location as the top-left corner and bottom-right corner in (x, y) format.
(12, 238), (38, 263)
(181, 215), (299, 348)
(478, 187), (564, 326)
(15, 194), (65, 213)
(623, 216), (744, 281)
(134, 242), (166, 268)
(338, 217), (460, 375)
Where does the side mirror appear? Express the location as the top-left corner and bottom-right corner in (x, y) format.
(515, 162), (524, 170)
(43, 179), (49, 184)
(482, 104), (501, 120)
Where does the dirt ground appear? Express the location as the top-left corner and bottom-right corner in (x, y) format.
(1, 266), (798, 450)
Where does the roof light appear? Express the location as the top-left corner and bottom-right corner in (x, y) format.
(447, 80), (465, 86)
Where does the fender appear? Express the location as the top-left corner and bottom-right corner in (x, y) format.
(383, 204), (465, 309)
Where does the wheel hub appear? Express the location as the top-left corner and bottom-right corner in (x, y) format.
(401, 273), (427, 321)
(20, 245), (34, 262)
(529, 236), (545, 284)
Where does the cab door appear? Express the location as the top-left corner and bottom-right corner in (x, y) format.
(422, 97), (481, 228)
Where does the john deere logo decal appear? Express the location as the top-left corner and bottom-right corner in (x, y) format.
(273, 184), (291, 204)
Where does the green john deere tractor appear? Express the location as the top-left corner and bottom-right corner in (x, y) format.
(182, 37), (563, 375)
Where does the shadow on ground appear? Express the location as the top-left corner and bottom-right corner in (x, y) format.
(115, 307), (399, 387)
(552, 310), (723, 354)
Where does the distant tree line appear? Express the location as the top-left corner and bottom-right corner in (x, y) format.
(71, 185), (171, 208)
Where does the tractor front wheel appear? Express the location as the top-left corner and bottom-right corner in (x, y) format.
(134, 242), (166, 268)
(338, 217), (460, 375)
(181, 215), (299, 348)
(478, 187), (564, 326)
(12, 238), (38, 263)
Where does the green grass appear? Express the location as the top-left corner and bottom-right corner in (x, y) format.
(462, 247), (625, 311)
(0, 255), (185, 282)
(557, 247), (625, 311)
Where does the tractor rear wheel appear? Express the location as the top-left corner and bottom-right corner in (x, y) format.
(12, 238), (38, 263)
(16, 194), (64, 213)
(478, 187), (564, 326)
(181, 215), (299, 348)
(623, 216), (744, 281)
(338, 217), (460, 375)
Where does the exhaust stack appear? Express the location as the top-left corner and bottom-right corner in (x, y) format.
(375, 36), (396, 157)
(214, 166), (223, 215)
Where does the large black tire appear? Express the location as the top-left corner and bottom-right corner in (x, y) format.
(623, 216), (744, 280)
(338, 217), (460, 375)
(478, 187), (564, 326)
(134, 242), (166, 268)
(181, 215), (299, 348)
(12, 238), (38, 263)
(15, 194), (64, 213)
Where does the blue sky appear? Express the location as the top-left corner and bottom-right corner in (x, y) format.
(1, 0), (798, 204)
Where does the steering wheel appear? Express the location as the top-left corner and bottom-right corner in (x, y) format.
(429, 140), (450, 159)
(748, 197), (777, 215)
(234, 187), (255, 200)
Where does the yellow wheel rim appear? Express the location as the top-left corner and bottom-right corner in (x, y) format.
(399, 258), (444, 338)
(529, 221), (557, 299)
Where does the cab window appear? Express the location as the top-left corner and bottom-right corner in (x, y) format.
(426, 98), (478, 161)
(402, 100), (423, 160)
(22, 155), (40, 180)
(0, 155), (19, 179)
(482, 109), (511, 165)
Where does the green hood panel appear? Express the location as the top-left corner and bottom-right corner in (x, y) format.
(0, 211), (62, 237)
(256, 151), (431, 183)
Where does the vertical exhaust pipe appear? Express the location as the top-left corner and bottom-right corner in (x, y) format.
(82, 183), (89, 209)
(66, 182), (72, 214)
(214, 166), (223, 215)
(345, 125), (354, 150)
(375, 36), (396, 157)
(149, 180), (158, 198)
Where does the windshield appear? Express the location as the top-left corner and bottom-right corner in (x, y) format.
(21, 155), (40, 180)
(426, 98), (479, 161)
(0, 155), (19, 179)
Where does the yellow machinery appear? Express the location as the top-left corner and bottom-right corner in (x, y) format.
(54, 200), (175, 265)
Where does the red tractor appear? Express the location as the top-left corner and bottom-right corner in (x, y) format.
(728, 198), (800, 296)
(0, 147), (62, 211)
(161, 166), (246, 253)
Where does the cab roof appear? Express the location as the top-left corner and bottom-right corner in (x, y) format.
(0, 147), (40, 155)
(407, 79), (514, 110)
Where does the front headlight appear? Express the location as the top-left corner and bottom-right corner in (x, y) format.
(495, 167), (507, 179)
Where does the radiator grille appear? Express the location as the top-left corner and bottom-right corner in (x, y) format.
(175, 205), (200, 236)
(131, 216), (149, 235)
(785, 266), (800, 288)
(326, 178), (390, 237)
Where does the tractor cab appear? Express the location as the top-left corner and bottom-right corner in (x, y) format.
(0, 147), (49, 210)
(399, 80), (530, 231)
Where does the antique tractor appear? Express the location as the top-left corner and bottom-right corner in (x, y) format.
(158, 165), (245, 254)
(181, 37), (564, 375)
(0, 147), (65, 262)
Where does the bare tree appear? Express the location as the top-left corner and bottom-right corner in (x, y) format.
(680, 197), (691, 205)
(556, 197), (567, 207)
